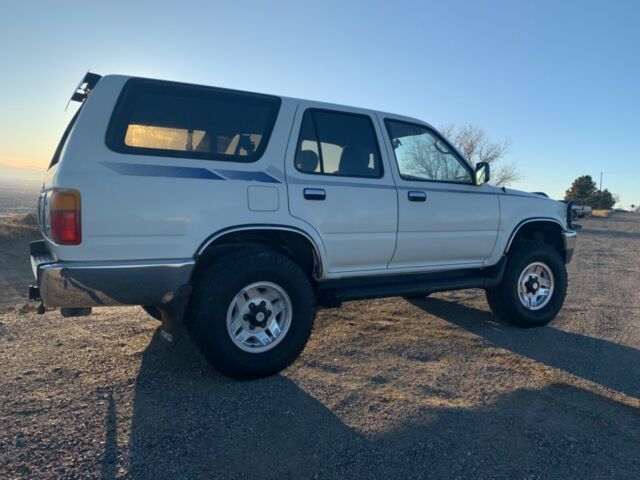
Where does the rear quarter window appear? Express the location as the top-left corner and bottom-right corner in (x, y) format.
(106, 79), (281, 163)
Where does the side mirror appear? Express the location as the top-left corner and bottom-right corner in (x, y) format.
(475, 162), (490, 185)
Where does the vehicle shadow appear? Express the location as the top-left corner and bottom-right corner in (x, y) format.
(125, 330), (363, 479)
(100, 393), (118, 479)
(123, 328), (640, 479)
(409, 297), (640, 399)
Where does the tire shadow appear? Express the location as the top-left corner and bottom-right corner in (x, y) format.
(125, 330), (363, 479)
(409, 297), (640, 398)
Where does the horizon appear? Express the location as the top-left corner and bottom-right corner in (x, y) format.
(1, 1), (639, 207)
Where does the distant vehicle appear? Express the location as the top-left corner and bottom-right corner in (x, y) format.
(560, 200), (578, 220)
(29, 72), (577, 379)
(563, 201), (591, 218)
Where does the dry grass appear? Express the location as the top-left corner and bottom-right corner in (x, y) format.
(592, 209), (612, 218)
(0, 213), (38, 240)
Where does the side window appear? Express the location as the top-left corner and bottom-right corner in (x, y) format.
(295, 110), (383, 178)
(385, 120), (472, 184)
(107, 79), (281, 162)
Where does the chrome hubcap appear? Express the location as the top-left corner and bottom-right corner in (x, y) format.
(226, 281), (292, 353)
(517, 262), (554, 311)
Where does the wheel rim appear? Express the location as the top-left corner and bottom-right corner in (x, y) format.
(517, 262), (555, 311)
(226, 281), (293, 353)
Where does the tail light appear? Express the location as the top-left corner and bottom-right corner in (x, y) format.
(50, 190), (81, 245)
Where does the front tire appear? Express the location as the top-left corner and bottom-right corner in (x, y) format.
(485, 240), (567, 328)
(188, 248), (316, 380)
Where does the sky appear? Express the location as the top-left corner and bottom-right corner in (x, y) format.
(1, 0), (639, 206)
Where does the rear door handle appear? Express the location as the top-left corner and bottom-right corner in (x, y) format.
(304, 188), (326, 201)
(408, 191), (427, 202)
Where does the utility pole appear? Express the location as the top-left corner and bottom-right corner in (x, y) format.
(599, 172), (603, 191)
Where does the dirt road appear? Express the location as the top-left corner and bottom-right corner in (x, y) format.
(1, 214), (639, 479)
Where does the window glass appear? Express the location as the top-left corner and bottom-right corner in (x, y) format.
(295, 110), (382, 178)
(108, 80), (280, 162)
(294, 110), (321, 173)
(385, 120), (472, 183)
(124, 125), (208, 151)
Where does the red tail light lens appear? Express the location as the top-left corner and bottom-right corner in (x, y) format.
(50, 190), (81, 245)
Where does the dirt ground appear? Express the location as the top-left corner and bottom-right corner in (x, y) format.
(1, 214), (639, 479)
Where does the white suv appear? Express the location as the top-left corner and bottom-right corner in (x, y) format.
(30, 73), (576, 379)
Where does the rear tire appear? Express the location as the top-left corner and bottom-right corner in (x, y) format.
(188, 248), (316, 380)
(485, 240), (567, 328)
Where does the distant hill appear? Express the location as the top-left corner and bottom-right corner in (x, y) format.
(0, 171), (41, 217)
(0, 165), (43, 186)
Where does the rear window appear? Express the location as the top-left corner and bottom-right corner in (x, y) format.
(106, 79), (281, 162)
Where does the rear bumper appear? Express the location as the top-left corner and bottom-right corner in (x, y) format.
(30, 241), (194, 308)
(562, 230), (577, 263)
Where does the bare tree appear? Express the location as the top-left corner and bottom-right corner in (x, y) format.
(440, 124), (520, 186)
(402, 135), (469, 182)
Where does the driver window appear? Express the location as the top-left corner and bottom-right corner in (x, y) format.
(385, 120), (472, 183)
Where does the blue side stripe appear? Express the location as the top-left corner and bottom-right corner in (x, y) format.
(215, 169), (281, 184)
(102, 162), (224, 180)
(102, 162), (283, 184)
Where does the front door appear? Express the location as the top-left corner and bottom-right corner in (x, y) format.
(286, 106), (398, 274)
(381, 117), (500, 270)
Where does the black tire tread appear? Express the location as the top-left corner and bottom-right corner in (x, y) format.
(188, 248), (316, 379)
(485, 240), (567, 328)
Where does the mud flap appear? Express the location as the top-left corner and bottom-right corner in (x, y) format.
(157, 285), (191, 345)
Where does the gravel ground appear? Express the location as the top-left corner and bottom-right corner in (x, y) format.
(1, 213), (639, 479)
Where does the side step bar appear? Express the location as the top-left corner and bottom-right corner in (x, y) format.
(317, 257), (507, 308)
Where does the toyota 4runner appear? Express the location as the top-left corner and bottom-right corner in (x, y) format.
(30, 73), (576, 379)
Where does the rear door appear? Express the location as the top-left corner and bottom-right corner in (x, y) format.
(285, 105), (398, 274)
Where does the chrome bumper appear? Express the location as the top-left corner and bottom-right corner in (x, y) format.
(562, 230), (577, 263)
(30, 241), (194, 308)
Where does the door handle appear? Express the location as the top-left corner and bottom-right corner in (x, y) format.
(408, 191), (427, 202)
(304, 188), (326, 201)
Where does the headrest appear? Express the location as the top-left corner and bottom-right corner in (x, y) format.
(296, 150), (319, 173)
